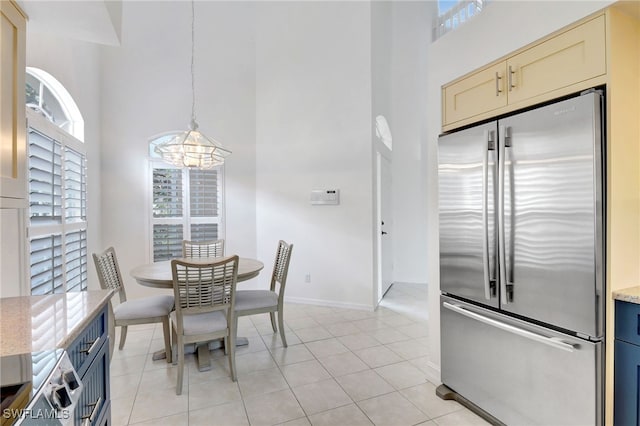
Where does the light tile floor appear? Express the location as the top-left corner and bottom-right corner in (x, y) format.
(109, 283), (488, 426)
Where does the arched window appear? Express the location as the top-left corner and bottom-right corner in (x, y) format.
(26, 67), (84, 141)
(433, 0), (488, 40)
(26, 69), (87, 295)
(148, 133), (225, 261)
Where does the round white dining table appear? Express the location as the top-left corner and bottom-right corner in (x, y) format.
(129, 256), (264, 371)
(130, 257), (264, 289)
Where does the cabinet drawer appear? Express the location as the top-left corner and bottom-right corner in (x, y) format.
(615, 300), (640, 346)
(443, 62), (507, 127)
(67, 306), (107, 377)
(507, 14), (606, 105)
(74, 336), (110, 426)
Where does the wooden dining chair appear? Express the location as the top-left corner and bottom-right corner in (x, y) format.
(92, 247), (174, 362)
(170, 255), (239, 394)
(234, 240), (293, 347)
(182, 239), (225, 258)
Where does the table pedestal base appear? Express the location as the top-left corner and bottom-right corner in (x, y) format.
(152, 337), (249, 371)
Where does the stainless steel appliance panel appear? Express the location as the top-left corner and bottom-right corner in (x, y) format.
(441, 295), (602, 426)
(498, 93), (603, 337)
(439, 122), (499, 308)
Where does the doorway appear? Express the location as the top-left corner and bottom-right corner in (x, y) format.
(377, 152), (393, 304)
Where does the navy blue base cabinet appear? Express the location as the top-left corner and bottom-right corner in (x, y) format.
(614, 300), (640, 426)
(68, 305), (111, 426)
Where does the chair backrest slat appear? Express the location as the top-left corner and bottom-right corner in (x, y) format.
(172, 255), (238, 315)
(93, 247), (127, 303)
(182, 239), (225, 258)
(271, 240), (293, 296)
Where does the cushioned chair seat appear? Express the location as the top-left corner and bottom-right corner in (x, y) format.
(235, 290), (278, 311)
(114, 295), (175, 321)
(170, 310), (227, 336)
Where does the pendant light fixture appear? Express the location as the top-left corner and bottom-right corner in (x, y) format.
(155, 0), (231, 169)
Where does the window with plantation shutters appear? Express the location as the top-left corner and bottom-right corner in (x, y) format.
(27, 108), (87, 295)
(149, 134), (225, 262)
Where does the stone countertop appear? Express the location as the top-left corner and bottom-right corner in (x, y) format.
(0, 290), (113, 356)
(613, 286), (640, 305)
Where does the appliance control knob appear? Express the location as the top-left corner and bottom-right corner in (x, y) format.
(63, 370), (80, 390)
(51, 385), (73, 409)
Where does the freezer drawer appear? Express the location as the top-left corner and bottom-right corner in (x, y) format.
(441, 295), (602, 425)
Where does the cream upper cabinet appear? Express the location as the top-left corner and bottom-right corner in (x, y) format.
(0, 1), (26, 207)
(507, 15), (606, 106)
(442, 13), (608, 131)
(443, 62), (507, 128)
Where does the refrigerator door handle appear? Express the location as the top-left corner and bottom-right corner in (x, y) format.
(482, 130), (495, 300)
(443, 302), (576, 353)
(498, 126), (508, 304)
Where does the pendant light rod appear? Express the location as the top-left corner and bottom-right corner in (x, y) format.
(154, 0), (231, 169)
(190, 0), (196, 126)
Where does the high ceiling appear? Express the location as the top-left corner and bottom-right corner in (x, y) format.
(16, 0), (122, 46)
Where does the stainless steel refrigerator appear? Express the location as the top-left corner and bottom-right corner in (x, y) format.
(438, 91), (604, 425)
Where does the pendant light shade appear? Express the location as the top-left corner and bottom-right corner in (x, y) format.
(155, 0), (231, 169)
(155, 120), (231, 169)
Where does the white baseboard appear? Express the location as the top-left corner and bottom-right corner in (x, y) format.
(392, 281), (428, 286)
(422, 360), (441, 385)
(284, 296), (374, 312)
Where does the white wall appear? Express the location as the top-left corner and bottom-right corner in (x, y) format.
(255, 2), (375, 309)
(424, 0), (615, 379)
(390, 2), (435, 285)
(100, 1), (257, 301)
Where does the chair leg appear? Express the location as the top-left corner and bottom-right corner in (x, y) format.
(269, 312), (277, 333)
(176, 334), (184, 395)
(162, 318), (172, 363)
(171, 326), (178, 366)
(229, 316), (238, 381)
(278, 309), (287, 348)
(118, 325), (128, 350)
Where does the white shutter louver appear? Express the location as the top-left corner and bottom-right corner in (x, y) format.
(30, 234), (64, 295)
(191, 224), (218, 241)
(190, 169), (218, 217)
(153, 224), (183, 261)
(29, 130), (62, 224)
(65, 229), (87, 292)
(153, 168), (183, 217)
(64, 147), (86, 222)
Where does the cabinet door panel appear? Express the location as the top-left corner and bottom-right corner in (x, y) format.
(507, 15), (606, 105)
(0, 1), (26, 202)
(614, 339), (640, 426)
(443, 63), (507, 127)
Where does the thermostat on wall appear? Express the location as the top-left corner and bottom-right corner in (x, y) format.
(311, 189), (340, 205)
